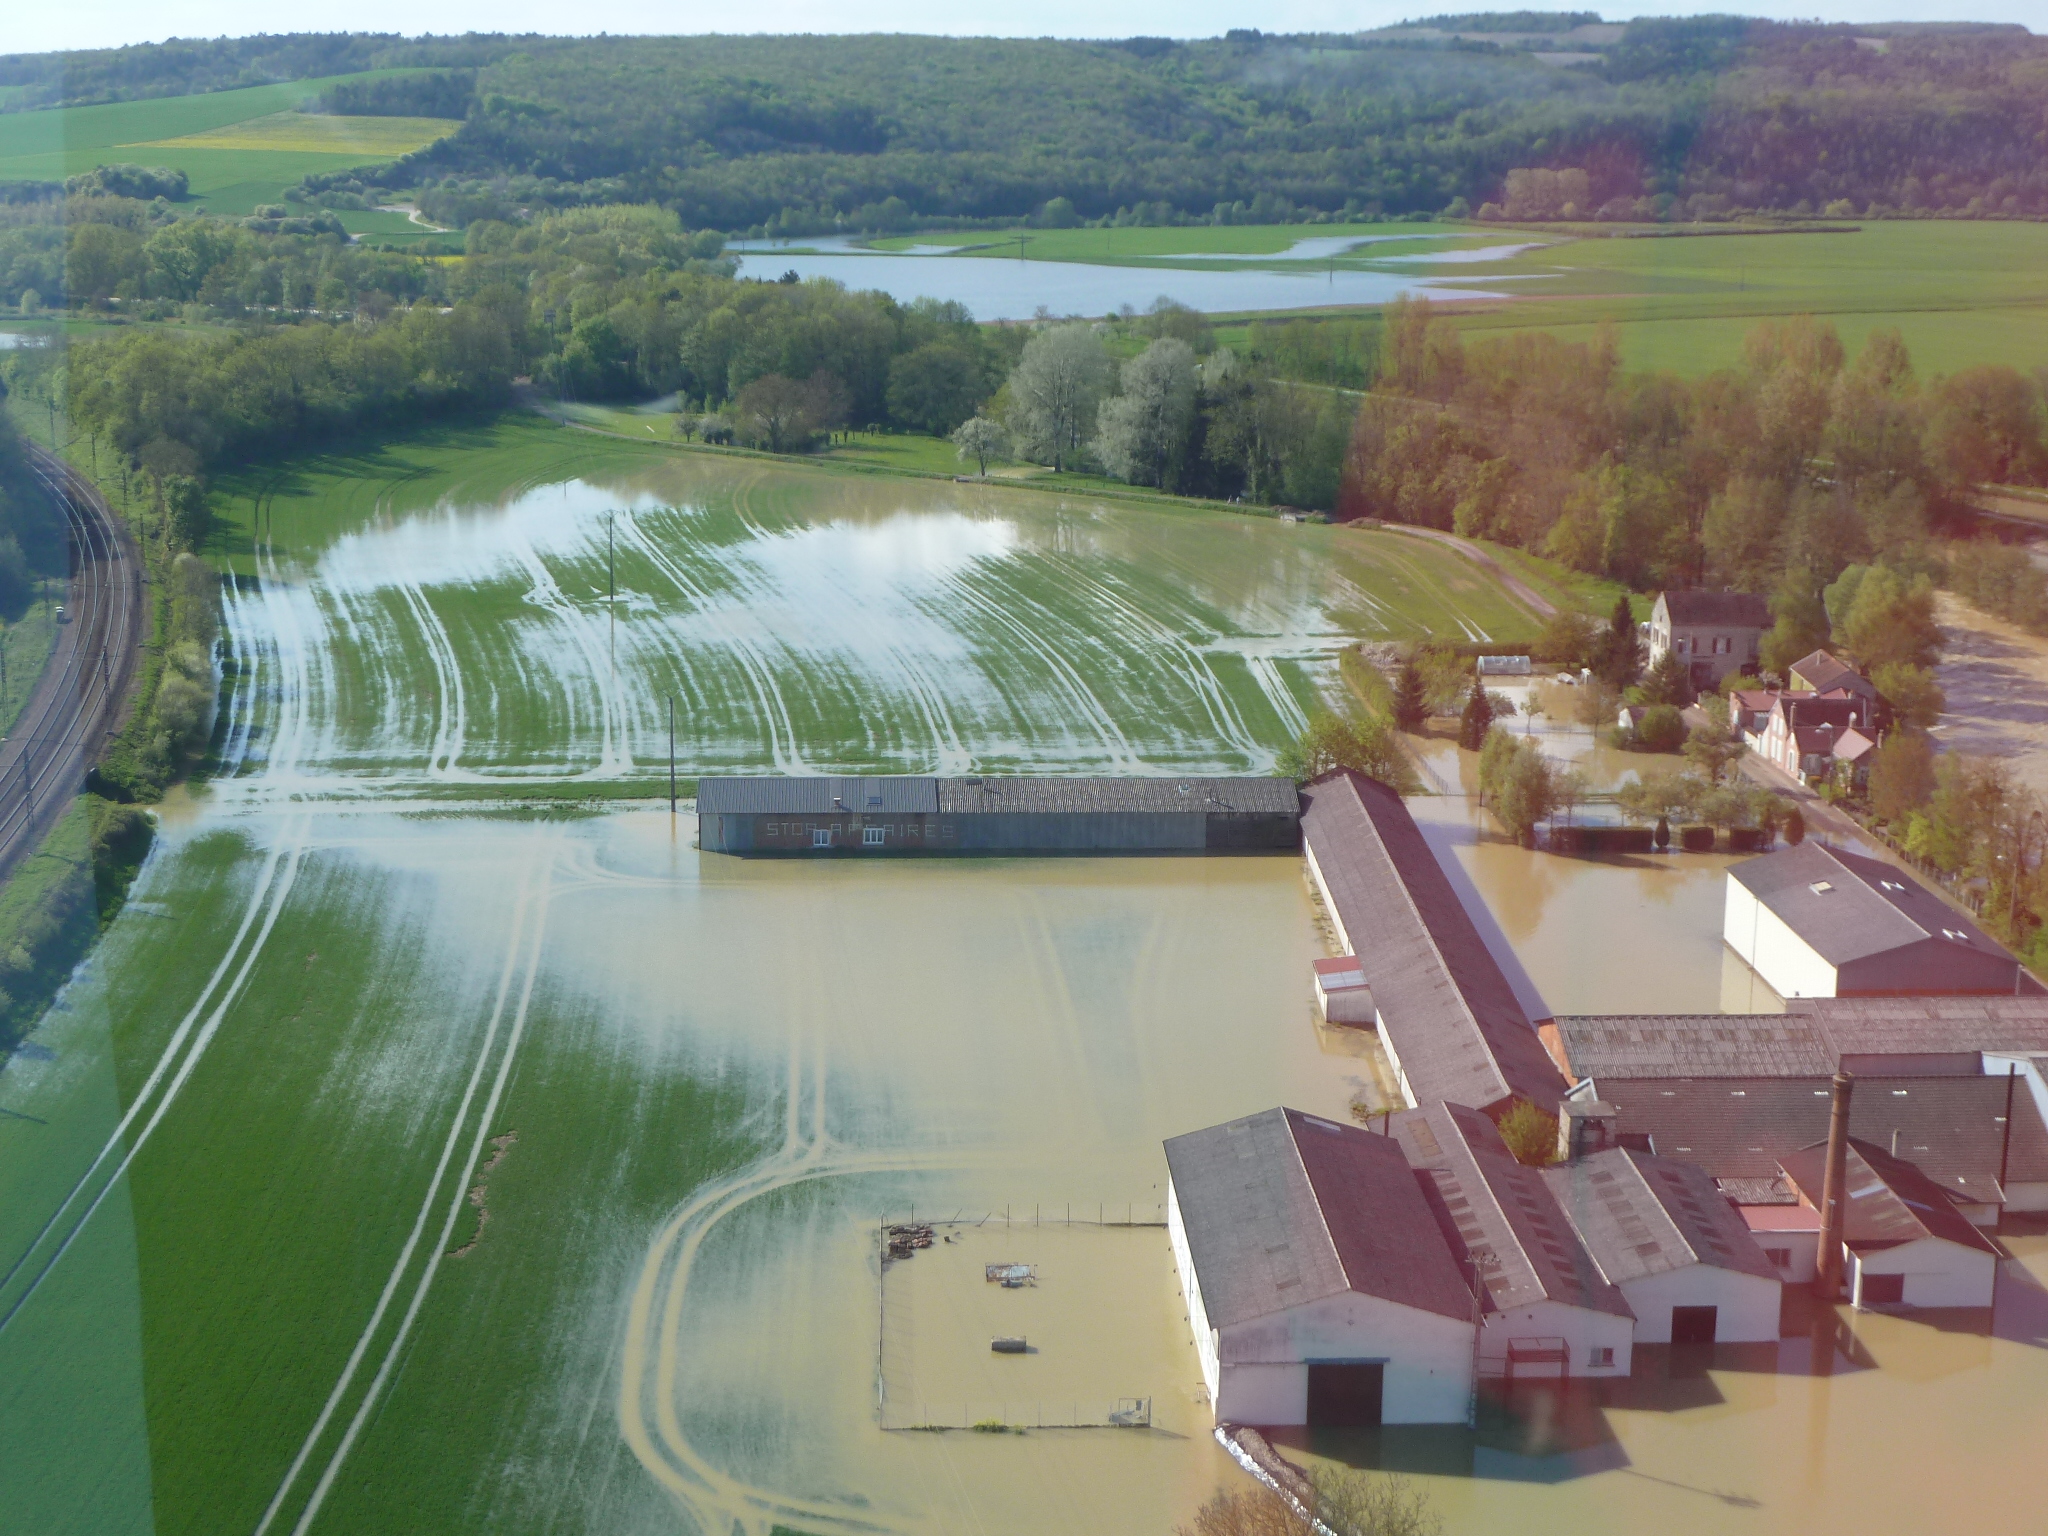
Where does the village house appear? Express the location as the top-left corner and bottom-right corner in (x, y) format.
(1787, 649), (1883, 710)
(1724, 843), (2033, 998)
(1751, 693), (1879, 784)
(1164, 1107), (1476, 1428)
(1390, 1102), (1637, 1381)
(1647, 591), (1771, 690)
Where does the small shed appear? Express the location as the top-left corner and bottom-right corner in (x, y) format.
(1725, 842), (2031, 998)
(1780, 1137), (2002, 1309)
(1165, 1107), (1476, 1427)
(1313, 956), (1375, 1027)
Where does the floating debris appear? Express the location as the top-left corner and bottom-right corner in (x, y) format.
(985, 1262), (1036, 1287)
(885, 1223), (935, 1261)
(991, 1336), (1028, 1354)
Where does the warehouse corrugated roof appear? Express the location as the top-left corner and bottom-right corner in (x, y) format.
(695, 776), (939, 814)
(1301, 770), (1566, 1113)
(1730, 843), (2011, 969)
(1593, 1073), (2048, 1189)
(1779, 1138), (2001, 1255)
(1543, 1147), (1779, 1285)
(1165, 1107), (1473, 1327)
(935, 776), (1297, 814)
(1797, 996), (2048, 1054)
(1548, 1014), (1837, 1081)
(1392, 1102), (1633, 1319)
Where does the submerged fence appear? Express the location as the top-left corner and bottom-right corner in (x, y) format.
(884, 1397), (1153, 1431)
(874, 1207), (1166, 1433)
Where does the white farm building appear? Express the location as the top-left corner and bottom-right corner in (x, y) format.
(1725, 843), (2034, 999)
(1542, 1145), (1782, 1345)
(1780, 1137), (2002, 1310)
(1164, 1107), (1476, 1427)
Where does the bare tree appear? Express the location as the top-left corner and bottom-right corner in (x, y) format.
(1177, 1468), (1442, 1536)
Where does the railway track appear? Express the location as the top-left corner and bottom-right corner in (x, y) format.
(0, 446), (144, 885)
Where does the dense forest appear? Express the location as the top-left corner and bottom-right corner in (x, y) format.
(6, 20), (2048, 230)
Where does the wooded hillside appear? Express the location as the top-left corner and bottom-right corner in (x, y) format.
(5, 22), (2047, 230)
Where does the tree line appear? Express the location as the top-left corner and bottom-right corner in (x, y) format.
(1343, 296), (2047, 631)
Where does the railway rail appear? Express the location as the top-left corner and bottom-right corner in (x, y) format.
(0, 446), (144, 885)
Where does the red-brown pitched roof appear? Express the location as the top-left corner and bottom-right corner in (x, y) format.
(1779, 1137), (2001, 1255)
(1165, 1107), (1475, 1326)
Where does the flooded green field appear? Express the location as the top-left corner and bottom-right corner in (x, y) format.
(5, 430), (2048, 1536)
(211, 419), (1565, 787)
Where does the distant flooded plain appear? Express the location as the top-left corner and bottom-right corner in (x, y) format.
(5, 434), (2048, 1536)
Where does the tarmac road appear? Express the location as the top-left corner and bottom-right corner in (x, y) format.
(0, 447), (145, 885)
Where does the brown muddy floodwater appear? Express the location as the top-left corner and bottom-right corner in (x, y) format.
(575, 802), (2048, 1536)
(568, 813), (1356, 1536)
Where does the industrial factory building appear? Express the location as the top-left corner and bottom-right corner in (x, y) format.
(1779, 1137), (2002, 1309)
(1539, 1134), (1783, 1345)
(1389, 1102), (1638, 1379)
(1724, 843), (2035, 998)
(1165, 1108), (1477, 1428)
(1299, 769), (1567, 1115)
(1544, 999), (2048, 1220)
(695, 775), (1300, 855)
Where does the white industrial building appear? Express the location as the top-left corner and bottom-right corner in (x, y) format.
(1543, 1143), (1782, 1345)
(1390, 1102), (1638, 1381)
(1780, 1137), (2002, 1309)
(1164, 1107), (1477, 1427)
(1725, 842), (2032, 999)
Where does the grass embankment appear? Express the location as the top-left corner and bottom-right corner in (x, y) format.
(0, 599), (59, 736)
(0, 71), (451, 218)
(0, 795), (151, 1059)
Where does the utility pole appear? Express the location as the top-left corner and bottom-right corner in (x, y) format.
(668, 694), (676, 813)
(607, 512), (616, 671)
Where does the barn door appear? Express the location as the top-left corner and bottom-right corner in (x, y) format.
(1306, 1363), (1383, 1428)
(1670, 1306), (1719, 1345)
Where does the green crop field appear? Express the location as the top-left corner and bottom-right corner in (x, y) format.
(198, 413), (1572, 787)
(128, 110), (459, 157)
(0, 72), (444, 214)
(1425, 219), (2048, 375)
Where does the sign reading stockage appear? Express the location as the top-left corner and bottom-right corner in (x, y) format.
(695, 776), (1302, 855)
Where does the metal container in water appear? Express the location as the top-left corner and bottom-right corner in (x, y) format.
(990, 1336), (1027, 1354)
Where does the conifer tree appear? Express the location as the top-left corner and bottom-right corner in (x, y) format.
(1392, 654), (1429, 731)
(1458, 677), (1493, 750)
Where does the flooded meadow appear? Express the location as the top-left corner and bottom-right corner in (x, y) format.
(4, 428), (2048, 1535)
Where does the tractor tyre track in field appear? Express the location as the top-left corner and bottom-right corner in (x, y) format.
(257, 834), (559, 1536)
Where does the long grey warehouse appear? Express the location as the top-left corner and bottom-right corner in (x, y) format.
(695, 775), (1300, 855)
